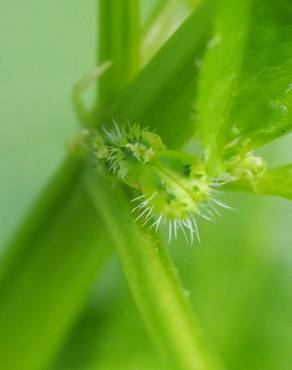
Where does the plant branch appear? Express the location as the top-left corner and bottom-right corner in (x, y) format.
(87, 171), (225, 370)
(0, 159), (113, 370)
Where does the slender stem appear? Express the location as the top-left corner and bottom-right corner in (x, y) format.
(142, 0), (178, 63)
(87, 171), (225, 370)
(142, 0), (167, 34)
(72, 62), (112, 127)
(97, 0), (140, 111)
(142, 0), (198, 64)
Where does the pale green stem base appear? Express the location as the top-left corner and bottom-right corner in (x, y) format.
(87, 170), (225, 370)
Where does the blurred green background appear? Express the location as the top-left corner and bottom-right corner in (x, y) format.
(0, 1), (291, 370)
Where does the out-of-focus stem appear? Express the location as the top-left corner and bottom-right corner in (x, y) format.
(97, 0), (140, 112)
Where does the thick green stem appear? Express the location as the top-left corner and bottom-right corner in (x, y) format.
(98, 0), (140, 111)
(87, 172), (225, 370)
(0, 159), (112, 370)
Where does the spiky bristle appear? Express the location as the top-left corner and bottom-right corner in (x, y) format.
(130, 185), (235, 245)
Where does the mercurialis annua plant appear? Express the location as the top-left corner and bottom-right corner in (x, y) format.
(69, 121), (267, 244)
(3, 1), (292, 370)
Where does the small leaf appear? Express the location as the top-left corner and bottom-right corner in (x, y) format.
(197, 0), (292, 171)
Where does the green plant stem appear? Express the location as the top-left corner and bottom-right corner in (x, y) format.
(72, 61), (112, 127)
(0, 159), (112, 370)
(98, 0), (140, 111)
(142, 0), (167, 34)
(87, 171), (225, 370)
(142, 0), (200, 64)
(142, 0), (185, 64)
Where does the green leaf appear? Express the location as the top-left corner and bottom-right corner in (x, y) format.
(87, 171), (225, 370)
(227, 163), (292, 200)
(197, 0), (292, 171)
(104, 0), (214, 149)
(0, 159), (111, 370)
